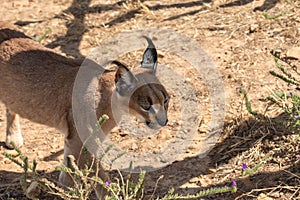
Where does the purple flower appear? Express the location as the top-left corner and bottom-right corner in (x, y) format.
(231, 180), (237, 187)
(33, 34), (38, 38)
(290, 92), (293, 96)
(237, 87), (243, 93)
(242, 163), (248, 170)
(105, 181), (111, 187)
(294, 114), (299, 120)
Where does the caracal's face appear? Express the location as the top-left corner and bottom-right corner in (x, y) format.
(129, 80), (170, 130)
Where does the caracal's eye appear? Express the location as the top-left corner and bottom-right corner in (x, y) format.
(139, 96), (152, 111)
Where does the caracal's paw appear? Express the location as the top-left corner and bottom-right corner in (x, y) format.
(5, 131), (23, 149)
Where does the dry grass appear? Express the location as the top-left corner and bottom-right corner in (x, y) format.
(0, 0), (300, 199)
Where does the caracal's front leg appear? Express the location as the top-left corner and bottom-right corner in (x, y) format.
(5, 108), (23, 149)
(59, 122), (108, 199)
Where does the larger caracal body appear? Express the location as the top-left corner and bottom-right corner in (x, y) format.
(0, 21), (169, 199)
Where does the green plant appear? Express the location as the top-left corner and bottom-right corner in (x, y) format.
(241, 150), (275, 176)
(2, 114), (112, 200)
(104, 170), (237, 200)
(262, 11), (288, 20)
(2, 142), (38, 199)
(236, 49), (299, 189)
(2, 114), (238, 199)
(160, 182), (237, 200)
(32, 28), (52, 43)
(104, 169), (145, 200)
(239, 50), (300, 132)
(238, 88), (266, 119)
(267, 50), (300, 130)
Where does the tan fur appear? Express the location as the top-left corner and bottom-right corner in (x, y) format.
(0, 21), (169, 199)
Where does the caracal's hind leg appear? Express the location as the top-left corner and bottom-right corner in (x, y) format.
(5, 108), (23, 149)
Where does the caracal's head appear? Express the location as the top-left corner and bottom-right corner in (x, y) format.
(113, 36), (170, 130)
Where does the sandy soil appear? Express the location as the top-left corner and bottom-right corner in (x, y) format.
(0, 0), (299, 199)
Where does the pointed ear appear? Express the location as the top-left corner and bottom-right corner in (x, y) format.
(141, 36), (157, 74)
(113, 60), (137, 96)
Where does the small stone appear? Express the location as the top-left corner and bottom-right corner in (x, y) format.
(189, 177), (199, 183)
(157, 50), (165, 58)
(188, 145), (196, 150)
(287, 47), (300, 60)
(26, 181), (41, 198)
(130, 143), (138, 150)
(269, 192), (280, 198)
(120, 130), (129, 137)
(249, 24), (259, 33)
(4, 158), (12, 164)
(4, 150), (19, 157)
(257, 193), (273, 200)
(152, 149), (160, 154)
(206, 168), (216, 173)
(157, 129), (169, 140)
(184, 78), (191, 83)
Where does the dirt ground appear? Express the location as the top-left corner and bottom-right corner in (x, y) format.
(0, 0), (300, 199)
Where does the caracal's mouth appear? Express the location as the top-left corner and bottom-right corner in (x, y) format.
(146, 121), (163, 130)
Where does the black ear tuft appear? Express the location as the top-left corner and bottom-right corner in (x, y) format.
(113, 60), (137, 96)
(141, 36), (157, 73)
